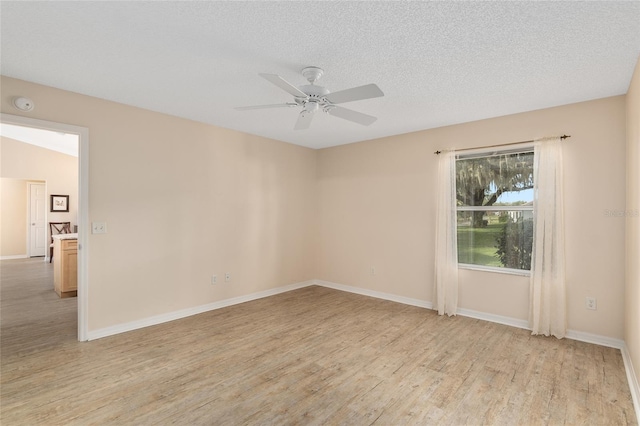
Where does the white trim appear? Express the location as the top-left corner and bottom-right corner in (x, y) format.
(458, 263), (531, 277)
(456, 307), (530, 330)
(0, 113), (89, 342)
(0, 254), (29, 260)
(457, 205), (533, 212)
(565, 329), (625, 350)
(87, 280), (315, 341)
(77, 124), (89, 342)
(314, 279), (433, 309)
(456, 143), (535, 159)
(457, 307), (626, 349)
(622, 344), (640, 423)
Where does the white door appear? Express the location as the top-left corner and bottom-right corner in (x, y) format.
(29, 183), (46, 257)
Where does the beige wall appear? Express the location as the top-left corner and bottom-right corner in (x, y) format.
(318, 96), (627, 339)
(0, 136), (79, 256)
(0, 74), (629, 341)
(626, 57), (640, 388)
(1, 76), (318, 332)
(0, 178), (28, 256)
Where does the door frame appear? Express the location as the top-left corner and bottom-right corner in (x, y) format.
(27, 181), (46, 258)
(1, 113), (89, 342)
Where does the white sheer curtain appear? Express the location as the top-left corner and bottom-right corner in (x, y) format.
(434, 150), (458, 316)
(530, 137), (566, 338)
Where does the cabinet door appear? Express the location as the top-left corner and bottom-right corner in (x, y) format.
(53, 239), (63, 293)
(62, 249), (78, 292)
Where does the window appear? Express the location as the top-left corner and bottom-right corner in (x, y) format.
(455, 149), (534, 272)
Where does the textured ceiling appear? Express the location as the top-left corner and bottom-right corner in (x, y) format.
(1, 2), (639, 149)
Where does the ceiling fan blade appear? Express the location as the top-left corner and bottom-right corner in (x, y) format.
(259, 73), (308, 98)
(294, 111), (314, 130)
(326, 106), (377, 126)
(325, 84), (384, 104)
(235, 103), (297, 111)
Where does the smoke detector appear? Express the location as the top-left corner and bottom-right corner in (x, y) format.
(12, 97), (34, 112)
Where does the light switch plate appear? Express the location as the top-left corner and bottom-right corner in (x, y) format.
(91, 222), (107, 234)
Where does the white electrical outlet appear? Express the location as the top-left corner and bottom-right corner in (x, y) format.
(211, 275), (217, 285)
(370, 267), (376, 275)
(586, 297), (597, 310)
(225, 273), (231, 283)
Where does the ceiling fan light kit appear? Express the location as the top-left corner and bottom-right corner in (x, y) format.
(236, 67), (384, 130)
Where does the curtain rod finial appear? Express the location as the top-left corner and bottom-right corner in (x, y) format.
(560, 134), (571, 140)
(434, 150), (442, 155)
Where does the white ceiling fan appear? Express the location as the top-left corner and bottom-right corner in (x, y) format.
(235, 67), (384, 130)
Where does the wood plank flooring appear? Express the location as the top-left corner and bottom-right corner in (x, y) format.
(1, 258), (636, 425)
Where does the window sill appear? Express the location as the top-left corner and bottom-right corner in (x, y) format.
(458, 263), (531, 277)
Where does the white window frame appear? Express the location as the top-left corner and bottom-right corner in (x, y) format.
(455, 147), (534, 276)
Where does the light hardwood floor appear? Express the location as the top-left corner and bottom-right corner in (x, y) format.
(1, 258), (636, 425)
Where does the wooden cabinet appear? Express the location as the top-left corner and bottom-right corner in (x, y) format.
(53, 238), (77, 298)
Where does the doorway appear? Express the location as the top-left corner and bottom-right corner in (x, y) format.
(0, 113), (89, 341)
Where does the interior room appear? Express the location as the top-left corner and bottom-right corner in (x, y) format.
(1, 2), (639, 424)
(0, 125), (79, 261)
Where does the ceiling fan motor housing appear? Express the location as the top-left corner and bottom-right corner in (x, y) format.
(296, 84), (331, 111)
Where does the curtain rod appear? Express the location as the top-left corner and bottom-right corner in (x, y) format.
(433, 134), (571, 155)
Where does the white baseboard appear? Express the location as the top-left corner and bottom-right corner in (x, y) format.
(0, 254), (28, 260)
(457, 308), (626, 349)
(314, 279), (433, 309)
(87, 280), (315, 341)
(565, 329), (625, 349)
(456, 307), (530, 331)
(622, 344), (640, 422)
